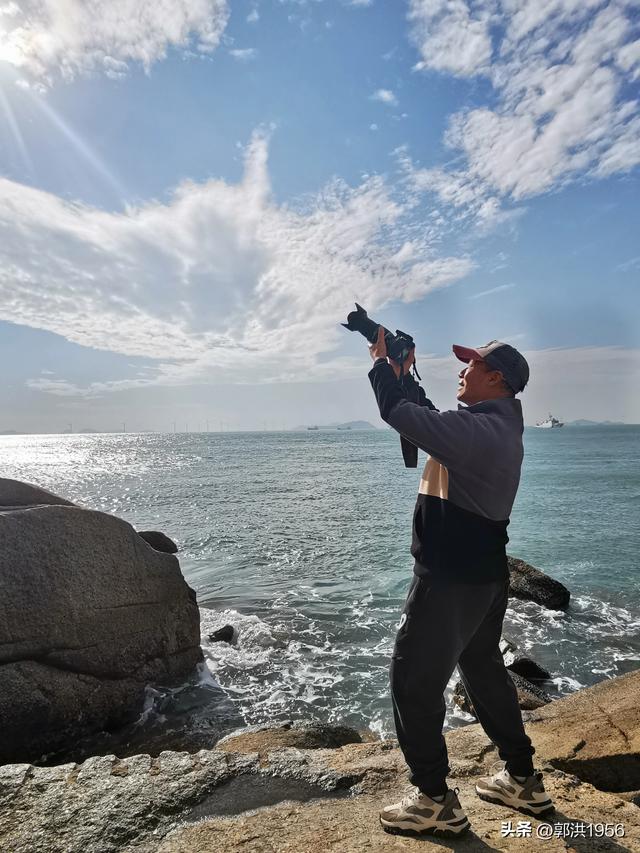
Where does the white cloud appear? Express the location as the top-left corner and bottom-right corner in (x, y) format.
(0, 0), (229, 84)
(407, 1), (640, 214)
(616, 256), (640, 273)
(616, 37), (640, 80)
(0, 130), (473, 395)
(229, 48), (257, 61)
(371, 88), (398, 106)
(409, 0), (493, 77)
(469, 283), (516, 299)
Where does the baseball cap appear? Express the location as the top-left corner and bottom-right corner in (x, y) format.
(452, 340), (530, 393)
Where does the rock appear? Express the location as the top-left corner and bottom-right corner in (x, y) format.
(453, 671), (552, 716)
(0, 480), (202, 765)
(452, 680), (474, 715)
(1, 671), (639, 852)
(216, 722), (364, 756)
(137, 530), (178, 554)
(509, 672), (553, 708)
(507, 656), (552, 681)
(208, 624), (238, 644)
(508, 555), (571, 610)
(524, 668), (640, 792)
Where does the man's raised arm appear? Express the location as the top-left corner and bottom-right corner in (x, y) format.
(369, 359), (474, 470)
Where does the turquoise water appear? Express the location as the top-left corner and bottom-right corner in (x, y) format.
(2, 427), (639, 755)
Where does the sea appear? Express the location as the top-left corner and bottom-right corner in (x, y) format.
(2, 426), (639, 762)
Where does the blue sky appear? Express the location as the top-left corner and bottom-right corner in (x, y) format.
(0, 0), (639, 432)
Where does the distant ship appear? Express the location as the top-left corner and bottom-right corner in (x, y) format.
(536, 413), (564, 429)
(307, 425), (319, 431)
(336, 426), (352, 431)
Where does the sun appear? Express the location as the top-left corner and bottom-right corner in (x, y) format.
(0, 11), (24, 68)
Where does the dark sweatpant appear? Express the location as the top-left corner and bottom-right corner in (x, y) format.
(390, 573), (535, 795)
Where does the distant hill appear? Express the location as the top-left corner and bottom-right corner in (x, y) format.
(292, 420), (378, 432)
(565, 419), (627, 426)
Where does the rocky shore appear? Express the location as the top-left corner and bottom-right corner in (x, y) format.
(1, 477), (637, 851)
(1, 670), (638, 852)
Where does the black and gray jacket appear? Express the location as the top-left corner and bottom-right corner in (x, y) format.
(369, 360), (524, 583)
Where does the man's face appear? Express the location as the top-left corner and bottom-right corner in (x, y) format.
(457, 359), (505, 404)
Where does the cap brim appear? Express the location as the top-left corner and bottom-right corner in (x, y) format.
(452, 344), (483, 363)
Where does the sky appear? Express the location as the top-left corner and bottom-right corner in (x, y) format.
(0, 0), (639, 432)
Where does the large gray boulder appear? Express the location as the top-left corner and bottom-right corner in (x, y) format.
(0, 479), (202, 765)
(0, 478), (75, 509)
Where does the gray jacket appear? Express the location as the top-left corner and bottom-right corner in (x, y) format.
(369, 361), (524, 582)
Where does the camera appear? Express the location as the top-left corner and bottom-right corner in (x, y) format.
(341, 303), (415, 365)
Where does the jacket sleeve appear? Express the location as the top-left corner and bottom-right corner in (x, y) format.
(396, 371), (439, 467)
(403, 373), (438, 412)
(369, 361), (474, 469)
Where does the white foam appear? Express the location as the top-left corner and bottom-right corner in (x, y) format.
(134, 686), (167, 726)
(367, 718), (389, 740)
(200, 608), (287, 675)
(550, 675), (584, 693)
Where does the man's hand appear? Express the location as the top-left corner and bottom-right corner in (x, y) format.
(369, 325), (387, 361)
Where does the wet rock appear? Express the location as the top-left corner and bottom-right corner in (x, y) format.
(208, 625), (238, 644)
(137, 530), (178, 554)
(453, 671), (552, 716)
(216, 722), (364, 756)
(507, 656), (552, 681)
(0, 479), (202, 765)
(509, 672), (554, 709)
(508, 555), (571, 610)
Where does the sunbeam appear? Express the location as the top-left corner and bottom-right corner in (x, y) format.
(0, 80), (35, 177)
(27, 89), (129, 205)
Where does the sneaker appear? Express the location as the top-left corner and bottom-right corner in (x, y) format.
(475, 768), (554, 817)
(379, 787), (470, 838)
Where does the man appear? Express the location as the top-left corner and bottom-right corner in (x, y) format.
(367, 327), (553, 838)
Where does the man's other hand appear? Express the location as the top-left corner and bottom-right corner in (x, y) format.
(395, 347), (416, 378)
(388, 346), (416, 379)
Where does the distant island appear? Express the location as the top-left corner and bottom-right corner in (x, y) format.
(291, 420), (378, 432)
(564, 419), (628, 426)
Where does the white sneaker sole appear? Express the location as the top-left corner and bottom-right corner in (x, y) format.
(380, 816), (471, 838)
(475, 785), (554, 817)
